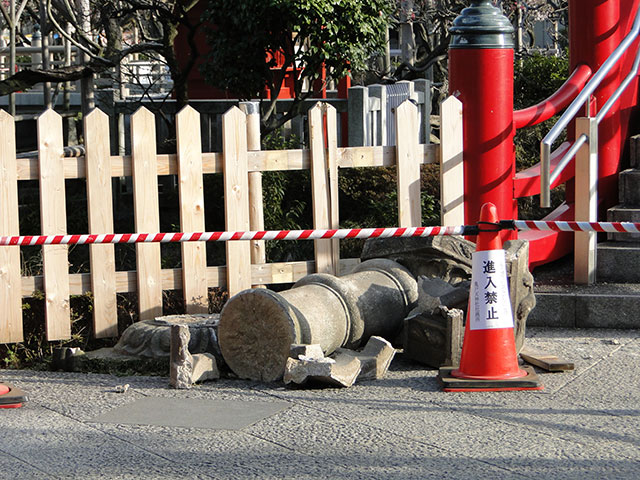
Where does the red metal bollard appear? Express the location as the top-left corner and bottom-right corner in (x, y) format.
(448, 1), (517, 242)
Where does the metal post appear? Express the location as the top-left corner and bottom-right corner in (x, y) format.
(76, 0), (94, 115)
(448, 1), (516, 239)
(39, 0), (51, 109)
(9, 0), (15, 116)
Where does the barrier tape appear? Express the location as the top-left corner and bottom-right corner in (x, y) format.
(0, 226), (468, 246)
(512, 219), (640, 234)
(0, 220), (637, 247)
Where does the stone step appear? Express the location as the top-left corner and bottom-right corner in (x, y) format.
(529, 283), (640, 328)
(606, 206), (640, 241)
(617, 168), (640, 205)
(597, 242), (640, 282)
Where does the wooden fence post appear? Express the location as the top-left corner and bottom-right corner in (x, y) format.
(0, 111), (23, 343)
(38, 109), (71, 340)
(574, 117), (598, 285)
(395, 100), (421, 227)
(85, 109), (118, 337)
(309, 102), (340, 275)
(223, 107), (252, 296)
(131, 107), (163, 320)
(440, 95), (465, 226)
(239, 101), (266, 287)
(176, 106), (209, 312)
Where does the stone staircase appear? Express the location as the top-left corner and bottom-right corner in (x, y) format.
(529, 136), (640, 329)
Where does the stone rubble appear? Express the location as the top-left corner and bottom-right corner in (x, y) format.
(283, 352), (362, 388)
(334, 336), (396, 381)
(403, 306), (464, 368)
(170, 325), (221, 389)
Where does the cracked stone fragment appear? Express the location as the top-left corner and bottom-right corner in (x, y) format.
(289, 344), (324, 360)
(170, 324), (193, 389)
(334, 336), (396, 381)
(283, 352), (361, 388)
(403, 306), (464, 368)
(191, 353), (220, 383)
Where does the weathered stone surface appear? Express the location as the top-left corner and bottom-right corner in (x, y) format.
(363, 236), (534, 354)
(191, 353), (220, 383)
(289, 344), (324, 361)
(114, 314), (220, 359)
(361, 235), (475, 284)
(403, 307), (464, 368)
(410, 277), (470, 316)
(283, 352), (362, 388)
(335, 336), (396, 381)
(170, 324), (193, 389)
(504, 239), (535, 353)
(219, 259), (417, 382)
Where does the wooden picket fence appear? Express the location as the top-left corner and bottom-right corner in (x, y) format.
(0, 97), (463, 344)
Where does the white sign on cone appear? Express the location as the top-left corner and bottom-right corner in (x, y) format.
(469, 249), (513, 330)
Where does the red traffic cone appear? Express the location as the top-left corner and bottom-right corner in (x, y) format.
(438, 203), (542, 391)
(0, 383), (28, 408)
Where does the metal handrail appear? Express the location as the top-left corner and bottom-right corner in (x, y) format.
(540, 8), (640, 207)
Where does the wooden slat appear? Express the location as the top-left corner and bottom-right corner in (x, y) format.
(15, 145), (439, 181)
(222, 107), (252, 296)
(574, 117), (598, 285)
(395, 101), (422, 227)
(439, 96), (465, 226)
(131, 107), (163, 320)
(0, 111), (23, 343)
(22, 259), (362, 297)
(308, 102), (336, 274)
(85, 109), (118, 338)
(176, 106), (208, 313)
(38, 109), (71, 340)
(520, 346), (574, 371)
(326, 104), (340, 273)
(240, 102), (266, 286)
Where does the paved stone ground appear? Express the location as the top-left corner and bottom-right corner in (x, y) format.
(1, 327), (639, 480)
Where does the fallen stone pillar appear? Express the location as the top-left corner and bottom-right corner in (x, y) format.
(218, 259), (418, 382)
(362, 236), (535, 353)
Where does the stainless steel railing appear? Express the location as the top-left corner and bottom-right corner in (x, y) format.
(540, 9), (640, 207)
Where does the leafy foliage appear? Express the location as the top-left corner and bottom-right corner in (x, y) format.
(514, 53), (570, 218)
(514, 52), (569, 170)
(201, 0), (395, 131)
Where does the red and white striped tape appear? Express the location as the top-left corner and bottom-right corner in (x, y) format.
(513, 219), (640, 234)
(1, 220), (638, 247)
(0, 226), (466, 247)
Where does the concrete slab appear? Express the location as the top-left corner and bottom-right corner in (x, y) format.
(530, 284), (640, 328)
(597, 242), (640, 283)
(87, 397), (291, 430)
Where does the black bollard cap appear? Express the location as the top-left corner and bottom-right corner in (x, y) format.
(449, 1), (514, 49)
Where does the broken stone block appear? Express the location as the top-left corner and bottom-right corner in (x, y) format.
(403, 306), (464, 368)
(289, 344), (324, 361)
(410, 277), (470, 316)
(283, 352), (361, 388)
(191, 353), (220, 383)
(361, 235), (475, 284)
(335, 336), (396, 381)
(504, 240), (535, 353)
(170, 324), (194, 389)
